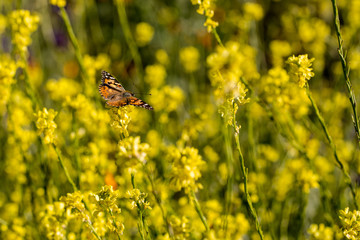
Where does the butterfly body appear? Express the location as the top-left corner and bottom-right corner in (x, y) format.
(98, 71), (153, 110)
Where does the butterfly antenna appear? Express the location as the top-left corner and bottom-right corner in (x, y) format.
(132, 92), (152, 96)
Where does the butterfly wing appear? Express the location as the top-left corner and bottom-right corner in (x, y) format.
(99, 70), (153, 110)
(128, 96), (153, 110)
(99, 71), (125, 101)
(101, 71), (125, 91)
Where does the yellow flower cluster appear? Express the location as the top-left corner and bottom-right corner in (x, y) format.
(191, 0), (219, 32)
(169, 215), (191, 239)
(39, 202), (68, 239)
(169, 147), (205, 193)
(286, 54), (315, 88)
(8, 10), (39, 55)
(91, 186), (124, 235)
(109, 107), (132, 137)
(50, 0), (67, 8)
(35, 108), (58, 144)
(307, 224), (334, 240)
(259, 67), (310, 119)
(135, 22), (154, 47)
(179, 46), (200, 73)
(126, 188), (152, 210)
(118, 136), (150, 166)
(46, 78), (81, 101)
(145, 64), (167, 88)
(60, 191), (88, 220)
(207, 41), (253, 125)
(0, 54), (17, 111)
(339, 207), (360, 239)
(243, 2), (264, 21)
(144, 58), (185, 124)
(275, 158), (320, 200)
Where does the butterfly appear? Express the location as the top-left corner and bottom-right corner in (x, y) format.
(98, 71), (153, 110)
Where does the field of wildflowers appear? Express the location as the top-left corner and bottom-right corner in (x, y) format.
(2, 0), (360, 239)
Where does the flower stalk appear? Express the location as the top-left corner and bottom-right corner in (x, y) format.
(59, 7), (88, 80)
(305, 84), (358, 209)
(114, 0), (144, 81)
(330, 0), (360, 146)
(190, 190), (209, 233)
(53, 143), (78, 192)
(233, 102), (264, 240)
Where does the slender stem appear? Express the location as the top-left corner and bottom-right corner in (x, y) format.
(190, 190), (209, 233)
(88, 223), (103, 240)
(109, 209), (122, 240)
(233, 103), (264, 240)
(330, 0), (360, 145)
(114, 0), (144, 81)
(81, 214), (102, 240)
(305, 84), (358, 209)
(222, 125), (233, 235)
(143, 165), (173, 238)
(212, 28), (224, 48)
(131, 174), (151, 240)
(52, 143), (78, 192)
(59, 7), (88, 80)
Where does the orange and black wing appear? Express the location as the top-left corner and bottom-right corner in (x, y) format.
(99, 71), (125, 101)
(128, 96), (153, 110)
(100, 70), (125, 91)
(98, 70), (153, 110)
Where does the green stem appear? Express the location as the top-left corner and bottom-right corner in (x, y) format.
(81, 213), (102, 240)
(87, 222), (103, 240)
(233, 103), (264, 240)
(59, 7), (88, 80)
(190, 190), (209, 233)
(114, 0), (144, 81)
(143, 165), (173, 238)
(305, 84), (358, 209)
(330, 0), (360, 145)
(131, 174), (151, 240)
(222, 125), (233, 235)
(52, 143), (78, 192)
(109, 209), (122, 240)
(212, 28), (224, 48)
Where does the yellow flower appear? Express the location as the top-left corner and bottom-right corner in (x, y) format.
(8, 10), (39, 54)
(286, 54), (315, 88)
(126, 188), (152, 210)
(299, 169), (319, 193)
(50, 0), (66, 7)
(148, 85), (185, 113)
(155, 49), (170, 66)
(0, 54), (17, 111)
(191, 0), (218, 32)
(270, 40), (292, 67)
(339, 207), (360, 239)
(179, 46), (200, 73)
(46, 78), (82, 101)
(91, 185), (121, 214)
(135, 22), (154, 47)
(308, 224), (333, 240)
(90, 186), (124, 235)
(169, 147), (205, 193)
(39, 202), (68, 239)
(207, 41), (253, 126)
(118, 136), (150, 166)
(243, 2), (264, 21)
(34, 108), (58, 144)
(169, 215), (191, 239)
(108, 107), (132, 137)
(145, 64), (167, 88)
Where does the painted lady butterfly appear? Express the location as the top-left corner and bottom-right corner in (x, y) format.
(98, 71), (153, 110)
